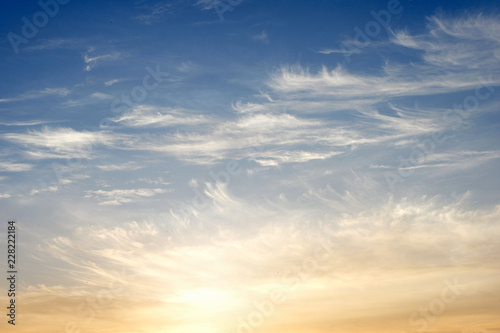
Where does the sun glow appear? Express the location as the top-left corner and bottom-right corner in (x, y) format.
(173, 288), (236, 308)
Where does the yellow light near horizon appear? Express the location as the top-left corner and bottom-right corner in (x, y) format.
(172, 288), (235, 309)
(156, 288), (238, 333)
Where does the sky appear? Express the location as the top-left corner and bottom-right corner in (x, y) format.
(0, 0), (500, 332)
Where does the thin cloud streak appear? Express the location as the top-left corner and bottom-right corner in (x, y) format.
(0, 88), (70, 103)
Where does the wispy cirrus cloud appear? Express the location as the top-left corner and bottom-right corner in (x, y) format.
(315, 48), (361, 55)
(23, 38), (85, 52)
(0, 120), (57, 126)
(394, 150), (500, 176)
(96, 162), (145, 171)
(268, 64), (497, 101)
(195, 0), (221, 10)
(89, 92), (114, 100)
(104, 78), (124, 86)
(253, 30), (269, 44)
(392, 14), (500, 69)
(83, 48), (123, 72)
(134, 2), (171, 25)
(0, 88), (70, 103)
(85, 187), (169, 205)
(2, 127), (116, 160)
(105, 98), (455, 167)
(30, 185), (59, 196)
(312, 14), (500, 103)
(177, 61), (200, 73)
(114, 111), (364, 165)
(110, 105), (211, 128)
(0, 161), (33, 172)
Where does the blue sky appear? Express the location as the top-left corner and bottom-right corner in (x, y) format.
(1, 1), (500, 332)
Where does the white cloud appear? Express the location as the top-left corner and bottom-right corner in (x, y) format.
(0, 87), (70, 103)
(115, 111), (365, 165)
(109, 97), (450, 166)
(30, 186), (59, 196)
(252, 150), (341, 166)
(392, 14), (500, 70)
(316, 48), (361, 55)
(268, 64), (497, 101)
(90, 92), (114, 100)
(134, 2), (171, 25)
(398, 150), (500, 175)
(0, 161), (33, 172)
(0, 120), (56, 126)
(24, 38), (82, 51)
(85, 188), (169, 205)
(177, 61), (199, 73)
(307, 15), (500, 105)
(104, 78), (123, 86)
(83, 48), (123, 71)
(138, 177), (170, 186)
(111, 105), (210, 128)
(96, 162), (145, 171)
(356, 103), (442, 135)
(2, 127), (116, 160)
(195, 0), (222, 10)
(253, 30), (269, 44)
